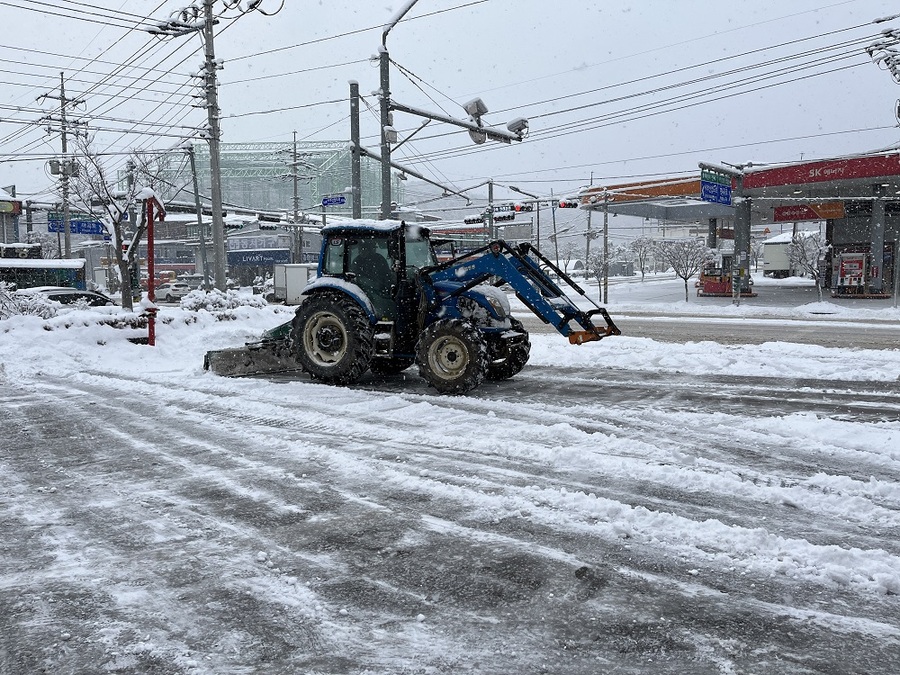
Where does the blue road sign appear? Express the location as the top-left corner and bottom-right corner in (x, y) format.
(321, 194), (346, 207)
(48, 218), (106, 235)
(700, 180), (732, 206)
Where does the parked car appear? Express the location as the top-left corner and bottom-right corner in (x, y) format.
(16, 286), (117, 307)
(180, 273), (208, 290)
(155, 282), (191, 302)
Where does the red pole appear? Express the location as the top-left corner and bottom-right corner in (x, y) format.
(146, 198), (156, 346)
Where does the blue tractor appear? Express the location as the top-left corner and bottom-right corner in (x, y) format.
(205, 219), (619, 394)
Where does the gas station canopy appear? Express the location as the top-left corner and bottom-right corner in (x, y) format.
(579, 176), (733, 221)
(579, 152), (900, 227)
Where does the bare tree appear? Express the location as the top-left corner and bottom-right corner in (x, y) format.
(559, 241), (582, 275)
(629, 235), (655, 280)
(655, 238), (714, 302)
(585, 249), (607, 296)
(750, 238), (765, 272)
(70, 140), (159, 311)
(24, 231), (60, 259)
(789, 230), (829, 302)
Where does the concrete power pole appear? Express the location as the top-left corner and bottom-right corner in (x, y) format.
(487, 179), (494, 241)
(603, 193), (609, 305)
(291, 131), (304, 261)
(379, 47), (393, 220)
(349, 82), (362, 220)
(39, 72), (83, 258)
(59, 73), (72, 259)
(202, 0), (227, 291)
(185, 145), (211, 290)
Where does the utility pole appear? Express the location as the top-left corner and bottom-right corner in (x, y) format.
(292, 131), (304, 261)
(550, 189), (560, 265)
(59, 73), (72, 259)
(585, 207), (593, 278)
(487, 179), (494, 240)
(378, 2), (421, 219)
(39, 72), (84, 258)
(147, 0), (267, 289)
(202, 0), (226, 290)
(603, 192), (609, 305)
(375, 0), (526, 220)
(185, 144), (211, 290)
(379, 43), (393, 219)
(349, 82), (362, 219)
(585, 174), (593, 276)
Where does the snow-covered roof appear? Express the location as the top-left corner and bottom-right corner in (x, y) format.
(0, 258), (85, 268)
(764, 230), (819, 244)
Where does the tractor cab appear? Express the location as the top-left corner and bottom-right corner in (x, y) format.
(318, 221), (436, 321)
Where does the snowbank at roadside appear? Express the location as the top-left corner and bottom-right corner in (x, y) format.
(1, 301), (898, 385)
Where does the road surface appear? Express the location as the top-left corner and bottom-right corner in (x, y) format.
(2, 356), (899, 674)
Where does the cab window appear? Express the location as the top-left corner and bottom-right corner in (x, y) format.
(405, 232), (437, 278)
(324, 237), (345, 275)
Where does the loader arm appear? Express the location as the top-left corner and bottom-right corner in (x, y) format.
(421, 240), (620, 344)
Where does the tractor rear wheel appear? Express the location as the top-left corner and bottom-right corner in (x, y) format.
(291, 293), (373, 385)
(486, 318), (531, 381)
(416, 319), (488, 395)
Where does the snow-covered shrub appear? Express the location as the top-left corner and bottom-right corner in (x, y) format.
(181, 288), (267, 313)
(0, 284), (58, 320)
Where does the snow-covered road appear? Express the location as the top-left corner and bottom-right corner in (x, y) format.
(2, 302), (900, 673)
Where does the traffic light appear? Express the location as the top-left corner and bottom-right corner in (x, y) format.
(225, 223), (243, 231)
(558, 199), (580, 209)
(493, 213), (515, 223)
(258, 223), (279, 231)
(514, 202), (533, 212)
(463, 214), (484, 225)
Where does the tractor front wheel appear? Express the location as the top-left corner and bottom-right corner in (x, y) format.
(416, 319), (488, 395)
(291, 293), (373, 385)
(486, 318), (531, 381)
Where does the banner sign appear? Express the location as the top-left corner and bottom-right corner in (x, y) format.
(227, 249), (291, 266)
(744, 155), (900, 190)
(773, 201), (844, 222)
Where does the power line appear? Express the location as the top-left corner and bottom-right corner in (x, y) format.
(226, 0), (489, 62)
(7, 0), (152, 30)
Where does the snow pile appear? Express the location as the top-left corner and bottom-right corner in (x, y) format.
(181, 288), (268, 313)
(0, 283), (58, 319)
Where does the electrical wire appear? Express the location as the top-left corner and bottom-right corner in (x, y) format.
(9, 0), (153, 30)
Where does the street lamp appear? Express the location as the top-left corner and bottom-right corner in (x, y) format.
(509, 185), (541, 250)
(377, 0), (528, 219)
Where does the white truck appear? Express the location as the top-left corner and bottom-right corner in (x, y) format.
(271, 263), (318, 304)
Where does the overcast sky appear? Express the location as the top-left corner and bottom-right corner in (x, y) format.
(2, 0), (900, 208)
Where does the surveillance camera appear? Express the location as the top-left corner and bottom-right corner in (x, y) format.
(463, 98), (489, 118)
(506, 117), (528, 135)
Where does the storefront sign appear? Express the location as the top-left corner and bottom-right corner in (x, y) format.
(773, 201), (844, 222)
(227, 249), (291, 266)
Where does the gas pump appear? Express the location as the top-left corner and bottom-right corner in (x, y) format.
(835, 252), (867, 294)
(696, 253), (756, 297)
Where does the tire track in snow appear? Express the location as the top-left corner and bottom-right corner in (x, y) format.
(46, 371), (900, 590)
(7, 374), (900, 674)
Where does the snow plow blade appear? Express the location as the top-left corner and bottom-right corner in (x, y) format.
(203, 339), (301, 377)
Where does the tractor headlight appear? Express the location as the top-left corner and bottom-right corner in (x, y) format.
(483, 294), (508, 319)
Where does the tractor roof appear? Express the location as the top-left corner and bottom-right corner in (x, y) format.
(321, 219), (405, 235)
(320, 219), (430, 238)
